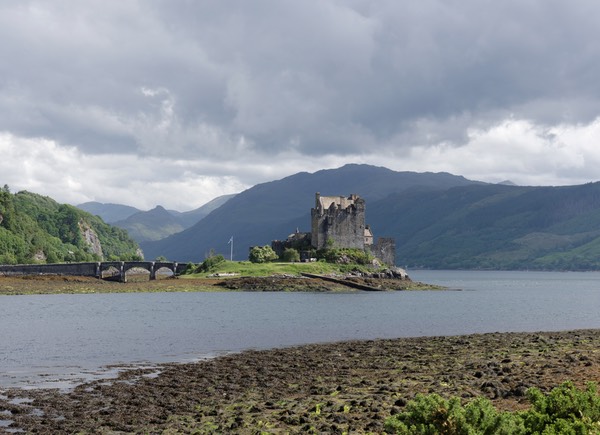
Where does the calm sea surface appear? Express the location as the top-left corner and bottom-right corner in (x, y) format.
(1, 270), (599, 388)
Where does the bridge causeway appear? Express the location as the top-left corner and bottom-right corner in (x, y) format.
(0, 261), (187, 283)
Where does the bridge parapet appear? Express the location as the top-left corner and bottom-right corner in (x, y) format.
(0, 261), (184, 282)
(0, 262), (100, 277)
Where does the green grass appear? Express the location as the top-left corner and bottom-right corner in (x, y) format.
(182, 260), (365, 278)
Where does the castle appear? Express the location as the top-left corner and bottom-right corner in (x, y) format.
(272, 193), (396, 266)
(311, 193), (371, 250)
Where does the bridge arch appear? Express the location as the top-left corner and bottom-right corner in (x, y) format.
(99, 261), (181, 282)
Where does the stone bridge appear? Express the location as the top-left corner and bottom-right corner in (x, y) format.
(0, 261), (187, 283)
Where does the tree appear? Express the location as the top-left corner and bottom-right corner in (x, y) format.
(281, 247), (300, 262)
(249, 245), (278, 263)
(57, 204), (83, 246)
(0, 187), (15, 230)
(195, 254), (225, 272)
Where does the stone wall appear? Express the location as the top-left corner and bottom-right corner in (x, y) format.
(0, 261), (186, 281)
(370, 237), (396, 267)
(0, 262), (100, 277)
(311, 193), (366, 250)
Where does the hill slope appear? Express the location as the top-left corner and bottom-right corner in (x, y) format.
(368, 182), (600, 270)
(168, 194), (236, 229)
(140, 164), (481, 262)
(80, 194), (236, 243)
(113, 206), (185, 243)
(0, 187), (141, 264)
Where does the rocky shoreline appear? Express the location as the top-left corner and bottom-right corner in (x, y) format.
(0, 273), (435, 295)
(2, 329), (600, 433)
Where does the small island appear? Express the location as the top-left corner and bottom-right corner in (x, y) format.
(0, 259), (438, 295)
(182, 192), (432, 292)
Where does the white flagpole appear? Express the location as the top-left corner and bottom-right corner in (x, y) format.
(228, 236), (233, 261)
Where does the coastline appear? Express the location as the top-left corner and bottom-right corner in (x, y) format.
(0, 274), (438, 295)
(2, 329), (600, 433)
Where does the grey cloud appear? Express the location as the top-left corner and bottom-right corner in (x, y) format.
(1, 0), (600, 161)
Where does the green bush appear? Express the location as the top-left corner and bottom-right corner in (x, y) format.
(248, 245), (278, 263)
(281, 247), (300, 262)
(523, 382), (600, 434)
(182, 262), (196, 274)
(195, 254), (226, 273)
(385, 382), (600, 435)
(385, 394), (522, 434)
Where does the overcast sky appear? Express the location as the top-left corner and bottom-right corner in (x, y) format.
(2, 1), (600, 211)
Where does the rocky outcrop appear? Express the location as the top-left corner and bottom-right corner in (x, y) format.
(353, 267), (408, 280)
(79, 220), (104, 259)
(32, 250), (47, 262)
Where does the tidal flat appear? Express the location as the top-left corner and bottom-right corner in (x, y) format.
(1, 329), (599, 433)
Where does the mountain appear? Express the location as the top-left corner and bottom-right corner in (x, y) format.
(367, 182), (600, 270)
(140, 164), (481, 262)
(113, 206), (185, 243)
(78, 194), (236, 243)
(165, 194), (236, 229)
(0, 188), (141, 264)
(77, 201), (141, 223)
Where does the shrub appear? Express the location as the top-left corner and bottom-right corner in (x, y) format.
(385, 382), (600, 435)
(249, 246), (278, 263)
(195, 254), (226, 273)
(385, 393), (523, 434)
(182, 262), (195, 274)
(523, 381), (600, 434)
(281, 248), (300, 262)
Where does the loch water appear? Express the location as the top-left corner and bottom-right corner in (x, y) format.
(1, 270), (599, 388)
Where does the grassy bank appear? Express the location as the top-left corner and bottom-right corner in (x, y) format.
(183, 259), (388, 278)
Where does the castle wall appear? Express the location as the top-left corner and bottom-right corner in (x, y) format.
(311, 193), (366, 250)
(370, 238), (396, 267)
(307, 192), (397, 266)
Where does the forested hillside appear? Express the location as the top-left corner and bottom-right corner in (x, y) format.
(0, 186), (141, 264)
(369, 182), (600, 270)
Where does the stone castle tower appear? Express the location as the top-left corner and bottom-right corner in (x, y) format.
(310, 193), (372, 250)
(272, 192), (395, 266)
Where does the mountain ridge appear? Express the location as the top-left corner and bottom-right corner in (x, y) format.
(78, 194), (236, 243)
(141, 164), (600, 270)
(7, 165), (600, 270)
(140, 164), (483, 262)
(77, 202), (141, 223)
